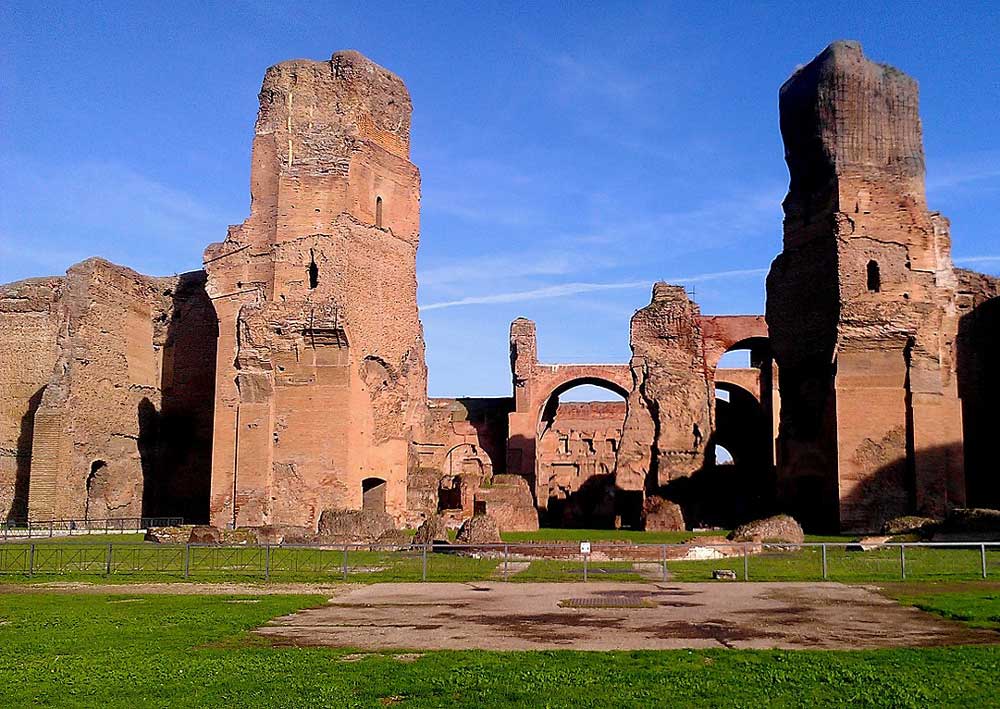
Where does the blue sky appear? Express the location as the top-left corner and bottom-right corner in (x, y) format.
(2, 2), (998, 398)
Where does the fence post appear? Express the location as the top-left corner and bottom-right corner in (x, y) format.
(106, 543), (113, 576)
(822, 543), (828, 580)
(900, 544), (906, 580)
(982, 544), (988, 579)
(342, 544), (348, 581)
(743, 542), (749, 581)
(503, 544), (509, 581)
(422, 543), (428, 582)
(184, 544), (190, 579)
(29, 543), (35, 577)
(661, 544), (668, 582)
(264, 544), (271, 581)
(49, 520), (53, 538)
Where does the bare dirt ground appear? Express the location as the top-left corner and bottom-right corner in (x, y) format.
(255, 581), (998, 651)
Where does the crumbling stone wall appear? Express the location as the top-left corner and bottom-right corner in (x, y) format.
(27, 259), (162, 521)
(0, 277), (62, 523)
(410, 397), (512, 525)
(21, 259), (216, 522)
(0, 258), (216, 524)
(767, 41), (966, 532)
(146, 271), (218, 522)
(618, 283), (714, 494)
(204, 51), (428, 529)
(4, 44), (992, 536)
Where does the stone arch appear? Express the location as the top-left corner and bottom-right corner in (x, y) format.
(534, 377), (629, 527)
(536, 375), (630, 429)
(713, 382), (768, 467)
(712, 333), (777, 472)
(438, 443), (493, 514)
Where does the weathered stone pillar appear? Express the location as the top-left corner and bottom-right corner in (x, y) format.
(767, 41), (964, 532)
(204, 51), (429, 529)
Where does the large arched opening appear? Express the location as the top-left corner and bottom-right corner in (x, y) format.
(678, 336), (778, 527)
(535, 377), (629, 528)
(958, 295), (1000, 508)
(709, 381), (776, 523)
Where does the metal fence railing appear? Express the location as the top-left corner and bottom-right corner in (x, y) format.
(0, 540), (996, 582)
(1, 517), (184, 540)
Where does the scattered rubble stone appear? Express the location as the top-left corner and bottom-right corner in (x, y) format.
(144, 526), (193, 544)
(412, 516), (450, 546)
(728, 514), (804, 544)
(188, 525), (222, 545)
(473, 475), (539, 532)
(642, 496), (686, 532)
(883, 516), (939, 536)
(253, 524), (316, 545)
(455, 514), (502, 545)
(317, 509), (397, 543)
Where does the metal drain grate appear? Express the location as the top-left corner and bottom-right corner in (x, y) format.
(560, 596), (655, 609)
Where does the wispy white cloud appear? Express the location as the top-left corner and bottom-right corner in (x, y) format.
(0, 231), (88, 275)
(420, 253), (581, 288)
(421, 267), (767, 311)
(0, 155), (234, 279)
(954, 255), (1000, 266)
(927, 151), (1000, 192)
(419, 182), (783, 303)
(545, 52), (654, 104)
(570, 186), (784, 252)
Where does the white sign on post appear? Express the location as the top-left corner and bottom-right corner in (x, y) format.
(580, 541), (591, 555)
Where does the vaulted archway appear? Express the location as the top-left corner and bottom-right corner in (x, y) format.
(535, 379), (628, 527)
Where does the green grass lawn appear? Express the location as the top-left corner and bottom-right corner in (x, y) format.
(0, 533), (147, 544)
(1, 590), (998, 707)
(2, 540), (997, 584)
(500, 528), (730, 543)
(883, 582), (1000, 630)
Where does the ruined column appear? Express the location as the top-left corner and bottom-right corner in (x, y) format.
(506, 317), (538, 490)
(203, 51), (428, 529)
(766, 41), (964, 532)
(617, 283), (713, 495)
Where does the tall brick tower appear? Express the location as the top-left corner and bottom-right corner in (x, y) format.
(766, 41), (964, 532)
(204, 51), (428, 529)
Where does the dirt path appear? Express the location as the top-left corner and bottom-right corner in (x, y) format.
(255, 581), (998, 651)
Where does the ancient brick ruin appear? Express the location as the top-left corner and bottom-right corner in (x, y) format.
(2, 43), (997, 534)
(766, 41), (997, 531)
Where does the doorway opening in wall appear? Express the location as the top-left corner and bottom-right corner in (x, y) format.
(867, 260), (881, 293)
(84, 460), (107, 521)
(537, 381), (629, 529)
(362, 477), (387, 513)
(438, 475), (463, 511)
